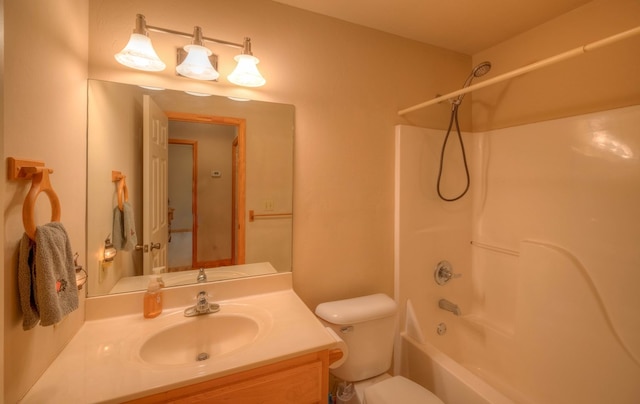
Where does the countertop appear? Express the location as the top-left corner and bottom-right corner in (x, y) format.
(21, 277), (337, 403)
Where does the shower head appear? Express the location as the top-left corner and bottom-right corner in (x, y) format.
(472, 61), (492, 78)
(453, 61), (492, 106)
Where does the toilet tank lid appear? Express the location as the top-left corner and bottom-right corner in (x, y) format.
(315, 293), (397, 325)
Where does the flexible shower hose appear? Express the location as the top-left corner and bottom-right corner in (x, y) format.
(436, 104), (470, 202)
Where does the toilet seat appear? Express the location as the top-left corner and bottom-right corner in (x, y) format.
(363, 376), (444, 404)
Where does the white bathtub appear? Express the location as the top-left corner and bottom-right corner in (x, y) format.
(399, 332), (516, 404)
(396, 240), (640, 404)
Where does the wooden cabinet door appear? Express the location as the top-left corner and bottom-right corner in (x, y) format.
(128, 350), (331, 404)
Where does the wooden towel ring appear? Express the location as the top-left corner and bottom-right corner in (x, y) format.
(22, 168), (62, 240)
(112, 171), (129, 211)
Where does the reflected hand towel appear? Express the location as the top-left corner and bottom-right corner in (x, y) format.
(113, 201), (138, 251)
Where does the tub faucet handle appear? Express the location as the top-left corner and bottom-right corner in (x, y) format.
(434, 260), (461, 285)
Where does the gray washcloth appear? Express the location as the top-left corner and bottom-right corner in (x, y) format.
(112, 206), (124, 250)
(112, 201), (137, 251)
(17, 222), (79, 330)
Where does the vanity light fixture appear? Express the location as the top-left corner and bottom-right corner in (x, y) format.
(228, 38), (267, 87)
(114, 15), (165, 71)
(103, 235), (117, 263)
(115, 14), (266, 87)
(175, 27), (219, 80)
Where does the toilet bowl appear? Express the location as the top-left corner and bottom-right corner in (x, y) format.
(316, 294), (443, 404)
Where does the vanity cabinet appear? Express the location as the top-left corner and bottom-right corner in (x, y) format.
(127, 349), (342, 404)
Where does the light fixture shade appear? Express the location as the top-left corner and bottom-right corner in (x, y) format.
(176, 44), (220, 81)
(103, 236), (117, 262)
(228, 54), (266, 87)
(115, 33), (166, 72)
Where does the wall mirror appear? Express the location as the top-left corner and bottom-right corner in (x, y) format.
(86, 80), (294, 297)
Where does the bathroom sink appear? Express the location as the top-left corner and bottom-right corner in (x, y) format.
(138, 310), (268, 366)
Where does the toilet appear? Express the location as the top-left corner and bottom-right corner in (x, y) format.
(316, 293), (443, 404)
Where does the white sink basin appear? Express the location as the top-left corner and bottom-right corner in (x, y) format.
(138, 305), (272, 366)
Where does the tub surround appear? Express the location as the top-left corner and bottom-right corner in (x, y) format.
(395, 105), (640, 403)
(21, 273), (338, 403)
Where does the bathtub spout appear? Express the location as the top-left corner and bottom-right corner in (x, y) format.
(438, 299), (461, 316)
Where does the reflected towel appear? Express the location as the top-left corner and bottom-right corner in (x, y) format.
(113, 202), (137, 251)
(17, 222), (79, 330)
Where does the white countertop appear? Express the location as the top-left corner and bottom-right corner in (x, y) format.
(21, 277), (337, 403)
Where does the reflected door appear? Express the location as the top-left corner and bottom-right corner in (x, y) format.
(143, 95), (168, 274)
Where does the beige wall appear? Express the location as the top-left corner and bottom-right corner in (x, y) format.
(87, 81), (144, 295)
(3, 1), (88, 402)
(471, 0), (640, 131)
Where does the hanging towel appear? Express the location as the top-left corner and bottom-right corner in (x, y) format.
(112, 206), (124, 250)
(17, 222), (79, 330)
(113, 201), (138, 251)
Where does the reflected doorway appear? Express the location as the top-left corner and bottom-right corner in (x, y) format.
(166, 112), (246, 271)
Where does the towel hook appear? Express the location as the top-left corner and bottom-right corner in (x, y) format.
(9, 158), (62, 240)
(112, 170), (129, 211)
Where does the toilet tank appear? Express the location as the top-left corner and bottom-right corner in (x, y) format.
(315, 293), (397, 382)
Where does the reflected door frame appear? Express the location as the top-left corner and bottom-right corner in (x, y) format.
(168, 138), (198, 268)
(166, 111), (246, 267)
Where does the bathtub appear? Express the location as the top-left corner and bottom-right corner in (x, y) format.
(396, 240), (640, 404)
(399, 331), (516, 404)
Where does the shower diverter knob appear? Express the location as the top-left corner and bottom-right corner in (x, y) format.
(434, 260), (461, 285)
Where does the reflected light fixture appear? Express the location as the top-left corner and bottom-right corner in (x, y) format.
(103, 235), (117, 263)
(115, 14), (265, 87)
(185, 91), (213, 97)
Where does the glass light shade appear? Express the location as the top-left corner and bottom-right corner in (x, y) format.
(115, 33), (166, 72)
(228, 54), (266, 87)
(104, 247), (117, 262)
(176, 44), (220, 81)
(103, 242), (117, 262)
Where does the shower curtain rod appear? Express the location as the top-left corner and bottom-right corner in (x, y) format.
(398, 25), (640, 116)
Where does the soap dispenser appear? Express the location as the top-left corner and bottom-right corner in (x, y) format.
(152, 266), (165, 288)
(143, 276), (163, 318)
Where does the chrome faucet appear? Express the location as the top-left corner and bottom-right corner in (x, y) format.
(438, 298), (462, 316)
(196, 268), (207, 283)
(184, 291), (220, 317)
(196, 291), (209, 312)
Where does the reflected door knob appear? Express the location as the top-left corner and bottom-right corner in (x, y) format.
(150, 242), (161, 251)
